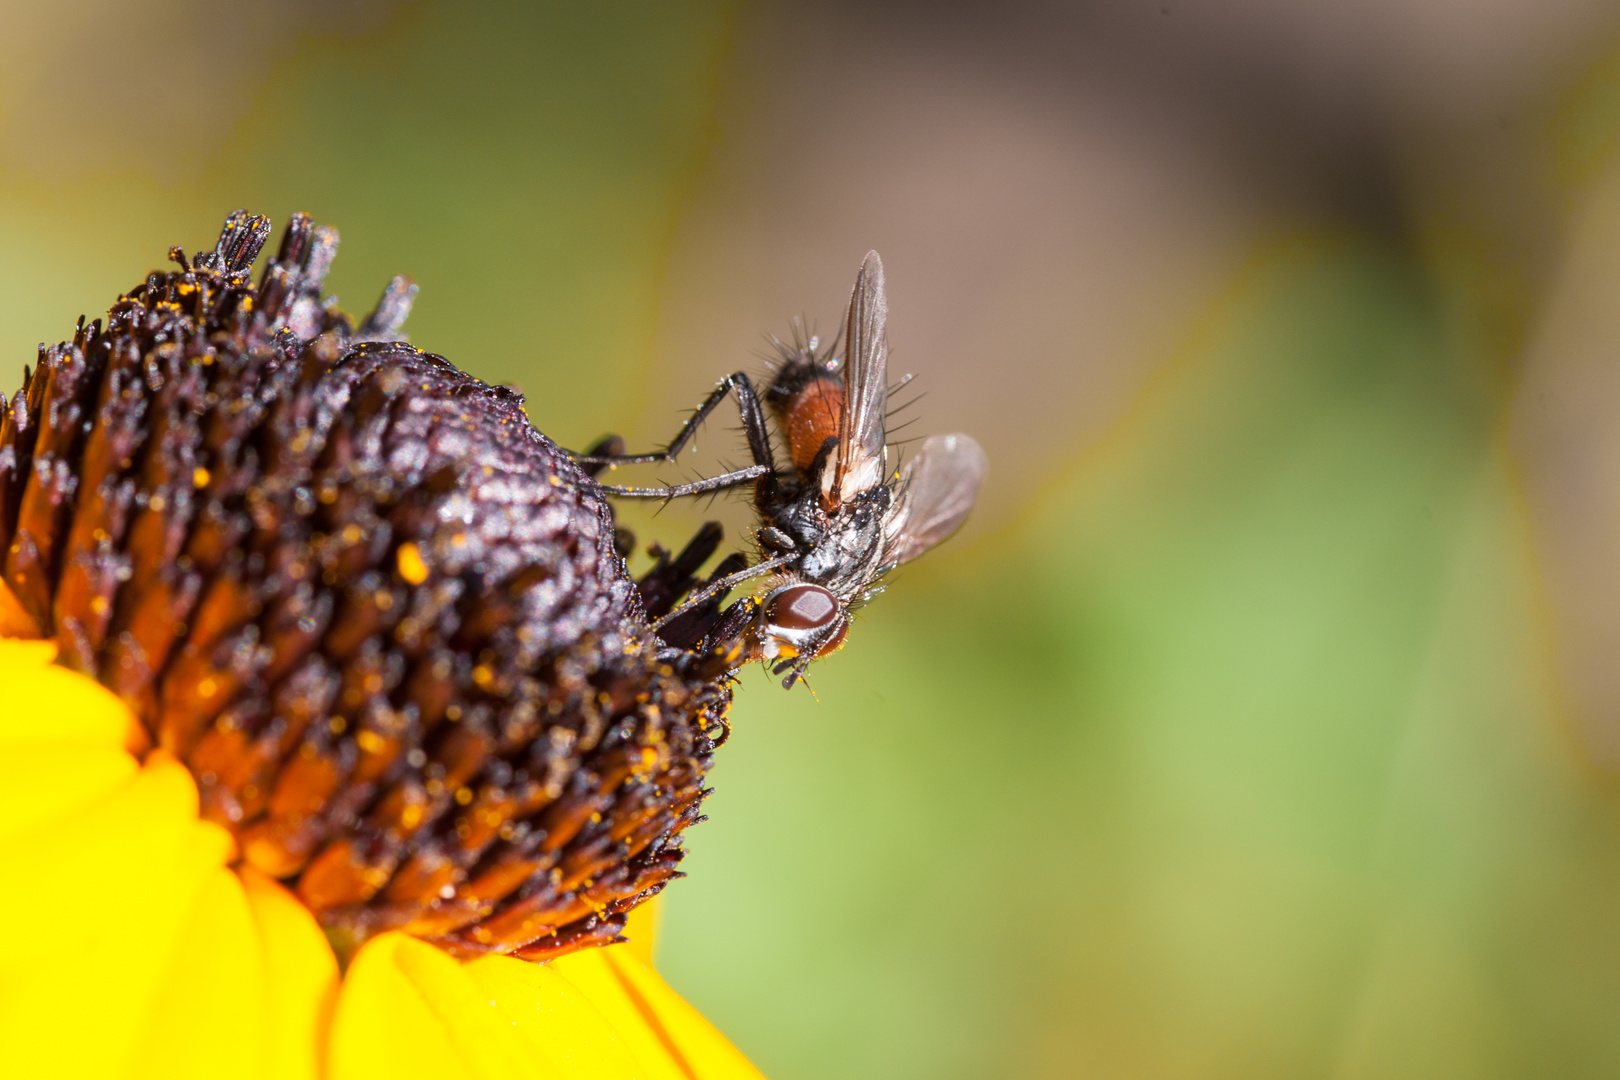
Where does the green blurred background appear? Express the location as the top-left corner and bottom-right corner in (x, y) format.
(9, 1), (1620, 1076)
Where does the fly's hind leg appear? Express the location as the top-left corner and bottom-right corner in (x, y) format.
(572, 372), (778, 499)
(574, 435), (625, 478)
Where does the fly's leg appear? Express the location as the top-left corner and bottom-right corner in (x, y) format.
(570, 375), (777, 482)
(649, 551), (795, 632)
(597, 466), (769, 500)
(574, 435), (625, 479)
(657, 550), (750, 650)
(583, 430), (761, 499)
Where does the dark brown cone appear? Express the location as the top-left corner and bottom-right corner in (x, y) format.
(0, 212), (732, 961)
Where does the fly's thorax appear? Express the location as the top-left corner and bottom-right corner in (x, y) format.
(795, 485), (889, 588)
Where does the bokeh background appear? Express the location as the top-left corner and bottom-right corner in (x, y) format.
(8, 1), (1620, 1076)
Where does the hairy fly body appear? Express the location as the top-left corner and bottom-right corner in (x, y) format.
(577, 252), (986, 688)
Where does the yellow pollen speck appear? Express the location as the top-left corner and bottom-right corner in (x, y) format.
(89, 596), (109, 616)
(330, 717), (347, 735)
(455, 786), (474, 805)
(341, 523), (363, 544)
(356, 729), (386, 754)
(197, 677), (218, 698)
(192, 466), (210, 488)
(148, 494), (166, 512)
(396, 542), (429, 584)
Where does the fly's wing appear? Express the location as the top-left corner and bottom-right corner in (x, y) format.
(881, 433), (986, 567)
(823, 251), (890, 506)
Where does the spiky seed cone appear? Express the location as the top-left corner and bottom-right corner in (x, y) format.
(0, 212), (730, 960)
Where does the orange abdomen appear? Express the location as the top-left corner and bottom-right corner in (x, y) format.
(780, 375), (844, 475)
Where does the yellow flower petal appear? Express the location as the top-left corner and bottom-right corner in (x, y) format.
(551, 949), (765, 1080)
(241, 868), (340, 1080)
(0, 638), (134, 748)
(330, 932), (536, 1080)
(0, 741), (137, 844)
(603, 951), (764, 1080)
(463, 953), (646, 1079)
(0, 753), (233, 1077)
(0, 638), (763, 1080)
(621, 893), (663, 968)
(129, 866), (266, 1080)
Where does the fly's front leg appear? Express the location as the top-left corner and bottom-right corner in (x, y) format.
(650, 551), (795, 631)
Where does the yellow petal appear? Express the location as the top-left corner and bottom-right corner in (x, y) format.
(0, 753), (233, 1078)
(0, 640), (143, 843)
(241, 868), (340, 1080)
(0, 740), (137, 843)
(128, 866), (266, 1080)
(550, 949), (765, 1080)
(0, 636), (57, 671)
(463, 953), (646, 1079)
(0, 637), (135, 748)
(620, 893), (663, 968)
(329, 932), (535, 1080)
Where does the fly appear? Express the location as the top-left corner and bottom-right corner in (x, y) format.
(574, 252), (986, 688)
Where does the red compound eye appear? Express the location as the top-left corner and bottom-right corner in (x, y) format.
(814, 619), (848, 657)
(765, 584), (840, 631)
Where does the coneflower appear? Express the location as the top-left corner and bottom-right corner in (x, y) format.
(0, 211), (760, 1079)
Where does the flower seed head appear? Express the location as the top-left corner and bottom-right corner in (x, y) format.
(0, 212), (730, 961)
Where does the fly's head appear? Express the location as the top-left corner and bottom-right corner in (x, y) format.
(744, 485), (890, 686)
(750, 580), (850, 676)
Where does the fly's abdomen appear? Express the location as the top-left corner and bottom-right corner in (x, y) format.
(776, 374), (844, 476)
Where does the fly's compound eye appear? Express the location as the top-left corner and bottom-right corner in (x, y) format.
(760, 583), (846, 659)
(765, 583), (839, 631)
(813, 618), (848, 657)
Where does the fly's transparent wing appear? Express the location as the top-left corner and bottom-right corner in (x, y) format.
(882, 433), (986, 567)
(824, 251), (889, 505)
